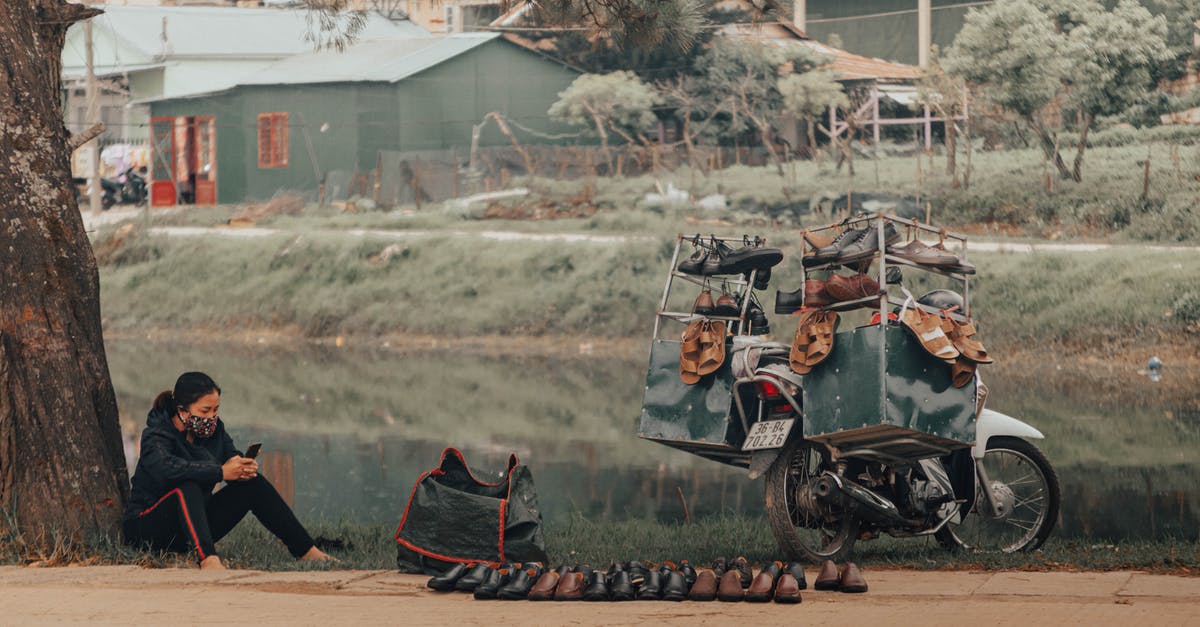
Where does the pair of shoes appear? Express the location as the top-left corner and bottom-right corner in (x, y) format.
(428, 562), (473, 592)
(714, 556), (753, 602)
(826, 273), (881, 303)
(776, 273), (880, 314)
(679, 235), (784, 276)
(497, 562), (546, 600)
(789, 310), (839, 375)
(694, 289), (740, 317)
(529, 565), (587, 601)
(680, 320), (727, 384)
(889, 237), (976, 275)
(803, 221), (900, 268)
(473, 562), (520, 599)
(934, 313), (991, 388)
(814, 560), (868, 593)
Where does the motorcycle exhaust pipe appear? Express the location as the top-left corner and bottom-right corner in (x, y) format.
(813, 471), (918, 527)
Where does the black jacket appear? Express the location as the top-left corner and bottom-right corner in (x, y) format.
(123, 408), (242, 522)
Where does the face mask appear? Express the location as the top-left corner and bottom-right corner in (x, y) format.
(182, 413), (218, 440)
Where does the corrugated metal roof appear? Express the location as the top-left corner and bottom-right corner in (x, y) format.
(83, 5), (428, 61)
(236, 33), (501, 86)
(801, 40), (921, 82)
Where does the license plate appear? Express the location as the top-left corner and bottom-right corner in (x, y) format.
(741, 419), (794, 451)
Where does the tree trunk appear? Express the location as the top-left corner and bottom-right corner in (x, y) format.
(1071, 112), (1093, 183)
(945, 119), (958, 188)
(1030, 117), (1072, 180)
(0, 1), (129, 546)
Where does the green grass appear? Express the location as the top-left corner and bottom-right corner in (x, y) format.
(5, 516), (1197, 573)
(95, 224), (1200, 346)
(131, 141), (1200, 242)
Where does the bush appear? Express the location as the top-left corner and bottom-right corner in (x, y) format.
(1173, 291), (1200, 324)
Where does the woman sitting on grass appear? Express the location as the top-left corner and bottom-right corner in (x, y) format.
(122, 371), (333, 569)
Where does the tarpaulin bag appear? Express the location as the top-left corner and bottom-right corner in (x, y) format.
(394, 447), (548, 574)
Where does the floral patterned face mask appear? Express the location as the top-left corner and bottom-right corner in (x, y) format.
(182, 413), (218, 440)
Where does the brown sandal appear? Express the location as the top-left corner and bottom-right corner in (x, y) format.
(696, 321), (727, 376)
(945, 318), (994, 364)
(901, 308), (959, 363)
(680, 321), (704, 384)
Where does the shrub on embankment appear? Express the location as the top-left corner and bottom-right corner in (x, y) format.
(96, 226), (1200, 347)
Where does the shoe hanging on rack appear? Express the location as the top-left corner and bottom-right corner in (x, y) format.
(835, 221), (900, 267)
(676, 234), (711, 275)
(775, 279), (832, 314)
(709, 235), (783, 275)
(825, 273), (881, 304)
(803, 225), (868, 267)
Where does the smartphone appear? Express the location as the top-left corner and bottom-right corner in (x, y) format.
(244, 442), (263, 459)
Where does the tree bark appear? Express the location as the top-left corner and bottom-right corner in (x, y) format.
(0, 1), (129, 545)
(1030, 117), (1073, 180)
(1071, 112), (1093, 183)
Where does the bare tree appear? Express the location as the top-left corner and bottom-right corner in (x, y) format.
(0, 1), (129, 548)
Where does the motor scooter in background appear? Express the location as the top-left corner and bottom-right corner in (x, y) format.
(73, 166), (148, 209)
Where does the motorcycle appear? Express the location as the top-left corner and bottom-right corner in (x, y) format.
(639, 219), (1060, 561)
(73, 166), (148, 209)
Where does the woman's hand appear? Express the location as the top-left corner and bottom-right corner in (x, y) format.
(222, 456), (259, 481)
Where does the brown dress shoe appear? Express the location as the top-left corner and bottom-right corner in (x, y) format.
(716, 570), (744, 602)
(814, 560), (840, 590)
(555, 571), (585, 600)
(527, 571), (559, 601)
(838, 562), (868, 593)
(774, 573), (802, 603)
(826, 273), (880, 302)
(688, 569), (717, 601)
(745, 561), (782, 602)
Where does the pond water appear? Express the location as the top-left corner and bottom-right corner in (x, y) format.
(108, 340), (1200, 542)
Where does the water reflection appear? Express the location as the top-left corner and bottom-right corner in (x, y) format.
(108, 340), (1199, 541)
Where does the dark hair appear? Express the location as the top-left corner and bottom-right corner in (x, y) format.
(152, 372), (221, 414)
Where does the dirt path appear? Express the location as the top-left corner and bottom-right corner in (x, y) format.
(2, 566), (1197, 625)
(81, 209), (1200, 252)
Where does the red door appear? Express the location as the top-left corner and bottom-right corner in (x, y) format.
(150, 116), (176, 207)
(192, 116), (217, 205)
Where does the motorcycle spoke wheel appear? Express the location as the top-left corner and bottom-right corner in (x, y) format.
(937, 436), (1060, 553)
(765, 441), (858, 563)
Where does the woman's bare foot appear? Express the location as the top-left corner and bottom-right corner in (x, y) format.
(299, 546), (337, 562)
(199, 555), (226, 570)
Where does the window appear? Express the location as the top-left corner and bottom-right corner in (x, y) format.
(257, 112), (289, 168)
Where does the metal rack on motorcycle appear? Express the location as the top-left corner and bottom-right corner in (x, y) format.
(651, 234), (769, 341)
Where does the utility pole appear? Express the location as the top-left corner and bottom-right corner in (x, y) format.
(918, 0), (931, 68)
(84, 18), (101, 215)
(793, 0), (806, 32)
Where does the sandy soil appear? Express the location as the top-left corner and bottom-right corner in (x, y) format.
(2, 566), (1198, 626)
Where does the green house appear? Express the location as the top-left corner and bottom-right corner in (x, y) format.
(143, 33), (578, 205)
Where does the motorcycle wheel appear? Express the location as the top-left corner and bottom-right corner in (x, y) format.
(936, 436), (1060, 553)
(765, 440), (859, 563)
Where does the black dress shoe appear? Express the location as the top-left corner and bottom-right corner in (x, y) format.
(497, 564), (543, 600)
(661, 571), (690, 602)
(427, 562), (468, 591)
(609, 571), (636, 601)
(582, 571), (610, 601)
(454, 563), (493, 592)
(637, 570), (663, 600)
(718, 241), (784, 275)
(677, 241), (710, 275)
(711, 557), (727, 578)
(747, 267), (771, 291)
(679, 561), (697, 586)
(626, 560), (650, 587)
(473, 566), (509, 599)
(747, 306), (769, 335)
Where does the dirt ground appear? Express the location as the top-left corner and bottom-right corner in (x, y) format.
(2, 567), (1198, 626)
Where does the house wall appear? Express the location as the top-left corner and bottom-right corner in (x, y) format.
(803, 0), (971, 66)
(149, 40), (578, 203)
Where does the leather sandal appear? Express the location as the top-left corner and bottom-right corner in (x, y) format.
(901, 308), (959, 363)
(950, 357), (976, 388)
(695, 321), (727, 376)
(946, 318), (994, 364)
(679, 321), (704, 384)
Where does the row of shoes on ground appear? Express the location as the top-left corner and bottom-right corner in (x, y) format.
(802, 222), (975, 275)
(426, 557), (865, 603)
(899, 307), (992, 388)
(678, 234), (783, 281)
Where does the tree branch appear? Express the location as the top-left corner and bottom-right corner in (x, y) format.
(37, 2), (102, 25)
(68, 122), (106, 152)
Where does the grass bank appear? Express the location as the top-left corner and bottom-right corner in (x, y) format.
(136, 140), (1200, 243)
(95, 225), (1200, 350)
(5, 516), (1197, 574)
